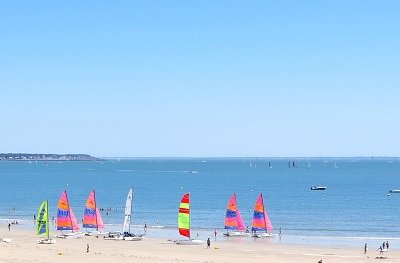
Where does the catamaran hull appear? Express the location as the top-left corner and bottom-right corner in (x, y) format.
(38, 238), (57, 244)
(58, 232), (85, 239)
(252, 233), (276, 238)
(174, 239), (204, 245)
(223, 232), (248, 237)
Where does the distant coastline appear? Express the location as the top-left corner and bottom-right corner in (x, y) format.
(0, 153), (102, 161)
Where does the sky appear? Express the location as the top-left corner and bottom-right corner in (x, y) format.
(0, 1), (399, 157)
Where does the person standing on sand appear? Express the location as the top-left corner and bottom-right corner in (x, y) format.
(86, 244), (89, 253)
(207, 238), (210, 249)
(144, 223), (147, 234)
(364, 243), (367, 254)
(214, 229), (217, 241)
(8, 223), (10, 231)
(386, 241), (389, 250)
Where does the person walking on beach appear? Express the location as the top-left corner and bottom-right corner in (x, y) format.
(207, 238), (210, 249)
(386, 241), (389, 250)
(8, 223), (10, 231)
(382, 242), (386, 249)
(214, 229), (217, 241)
(144, 223), (147, 234)
(364, 243), (367, 254)
(86, 244), (90, 253)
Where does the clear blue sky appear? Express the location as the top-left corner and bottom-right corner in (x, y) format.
(1, 1), (399, 157)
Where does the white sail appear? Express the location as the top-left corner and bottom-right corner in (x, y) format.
(122, 188), (133, 234)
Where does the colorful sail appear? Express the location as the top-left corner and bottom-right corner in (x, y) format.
(57, 190), (80, 231)
(252, 193), (273, 232)
(224, 193), (245, 231)
(37, 200), (49, 236)
(83, 190), (104, 229)
(178, 193), (190, 238)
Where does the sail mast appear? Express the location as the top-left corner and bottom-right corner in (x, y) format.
(94, 190), (98, 231)
(46, 200), (49, 240)
(129, 187), (133, 233)
(65, 190), (74, 232)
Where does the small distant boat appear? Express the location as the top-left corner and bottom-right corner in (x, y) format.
(37, 200), (56, 244)
(83, 190), (107, 236)
(174, 193), (204, 245)
(223, 193), (247, 237)
(251, 193), (274, 238)
(56, 190), (84, 239)
(311, 186), (327, 191)
(389, 189), (400, 193)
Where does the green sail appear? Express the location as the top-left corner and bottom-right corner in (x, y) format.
(36, 200), (49, 236)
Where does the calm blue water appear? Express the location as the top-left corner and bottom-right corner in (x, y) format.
(0, 158), (399, 246)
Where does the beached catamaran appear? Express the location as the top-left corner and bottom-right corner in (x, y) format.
(223, 193), (247, 237)
(175, 193), (204, 245)
(251, 193), (275, 238)
(37, 200), (56, 244)
(118, 187), (143, 241)
(56, 190), (84, 239)
(83, 190), (106, 235)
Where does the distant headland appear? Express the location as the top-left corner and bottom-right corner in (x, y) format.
(0, 153), (102, 161)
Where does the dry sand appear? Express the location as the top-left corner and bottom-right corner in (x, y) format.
(1, 227), (399, 263)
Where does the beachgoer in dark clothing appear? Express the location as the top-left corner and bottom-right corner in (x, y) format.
(87, 244), (89, 253)
(207, 238), (210, 248)
(214, 229), (217, 240)
(8, 223), (10, 231)
(144, 223), (147, 233)
(364, 243), (367, 254)
(386, 241), (389, 249)
(318, 260), (323, 263)
(383, 242), (386, 249)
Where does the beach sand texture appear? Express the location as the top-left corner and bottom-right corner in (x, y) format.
(1, 228), (399, 263)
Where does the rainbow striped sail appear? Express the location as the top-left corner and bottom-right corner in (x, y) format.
(37, 200), (49, 237)
(178, 193), (190, 238)
(83, 190), (105, 230)
(252, 193), (273, 233)
(57, 190), (80, 231)
(224, 193), (245, 231)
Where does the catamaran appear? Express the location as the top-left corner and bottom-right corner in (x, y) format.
(223, 193), (247, 237)
(37, 200), (56, 244)
(251, 193), (275, 238)
(174, 193), (204, 245)
(111, 187), (143, 241)
(56, 190), (84, 239)
(83, 190), (107, 236)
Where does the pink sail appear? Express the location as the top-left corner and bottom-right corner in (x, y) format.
(264, 210), (273, 231)
(70, 209), (80, 231)
(96, 208), (105, 229)
(236, 209), (245, 231)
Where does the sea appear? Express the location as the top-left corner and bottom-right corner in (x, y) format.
(1, 158), (399, 248)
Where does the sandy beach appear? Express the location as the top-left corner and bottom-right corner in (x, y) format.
(1, 226), (399, 263)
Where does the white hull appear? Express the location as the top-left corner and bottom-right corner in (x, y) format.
(1, 238), (11, 243)
(223, 232), (248, 237)
(38, 238), (57, 244)
(175, 239), (204, 245)
(123, 236), (143, 241)
(252, 233), (276, 238)
(85, 231), (109, 236)
(58, 232), (85, 239)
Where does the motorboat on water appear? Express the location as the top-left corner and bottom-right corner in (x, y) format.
(311, 186), (327, 191)
(389, 189), (400, 193)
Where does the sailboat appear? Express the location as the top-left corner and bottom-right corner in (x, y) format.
(223, 193), (247, 237)
(83, 190), (107, 236)
(37, 200), (56, 244)
(174, 193), (204, 245)
(251, 193), (275, 238)
(118, 187), (143, 241)
(56, 190), (84, 239)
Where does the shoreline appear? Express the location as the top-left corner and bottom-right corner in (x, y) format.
(0, 224), (400, 263)
(1, 225), (399, 262)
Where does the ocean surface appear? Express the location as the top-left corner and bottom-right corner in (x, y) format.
(1, 158), (399, 247)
